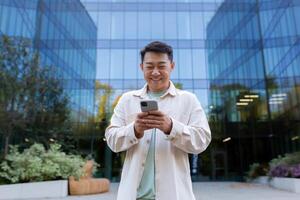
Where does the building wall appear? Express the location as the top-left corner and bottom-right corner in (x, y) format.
(2, 0), (300, 182)
(207, 0), (300, 180)
(0, 0), (97, 128)
(81, 0), (225, 181)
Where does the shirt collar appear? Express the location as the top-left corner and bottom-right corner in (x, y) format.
(133, 81), (177, 99)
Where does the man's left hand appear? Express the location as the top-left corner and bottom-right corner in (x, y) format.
(142, 110), (172, 135)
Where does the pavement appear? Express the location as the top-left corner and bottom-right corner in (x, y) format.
(25, 182), (300, 200)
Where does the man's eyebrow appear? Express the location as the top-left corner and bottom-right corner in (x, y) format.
(145, 61), (168, 64)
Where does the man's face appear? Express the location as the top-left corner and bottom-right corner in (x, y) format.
(140, 52), (174, 92)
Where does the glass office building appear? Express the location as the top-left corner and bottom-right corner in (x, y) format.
(80, 0), (225, 180)
(86, 0), (300, 181)
(207, 0), (300, 180)
(1, 0), (300, 182)
(0, 0), (97, 139)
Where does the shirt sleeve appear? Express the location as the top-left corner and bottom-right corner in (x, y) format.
(105, 94), (139, 153)
(165, 94), (211, 154)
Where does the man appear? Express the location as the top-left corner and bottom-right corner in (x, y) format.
(105, 41), (211, 200)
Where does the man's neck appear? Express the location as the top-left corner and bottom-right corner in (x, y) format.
(147, 82), (170, 93)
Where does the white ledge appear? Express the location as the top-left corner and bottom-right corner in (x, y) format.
(0, 180), (68, 199)
(270, 177), (300, 193)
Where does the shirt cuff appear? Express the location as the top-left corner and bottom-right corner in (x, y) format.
(165, 117), (184, 141)
(126, 122), (140, 144)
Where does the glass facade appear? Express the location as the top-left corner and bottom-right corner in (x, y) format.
(207, 0), (300, 180)
(80, 0), (225, 181)
(1, 0), (300, 182)
(0, 0), (97, 134)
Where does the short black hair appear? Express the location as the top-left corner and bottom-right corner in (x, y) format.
(140, 41), (173, 63)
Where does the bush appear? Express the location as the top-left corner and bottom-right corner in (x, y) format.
(269, 151), (300, 167)
(0, 143), (85, 184)
(268, 151), (300, 178)
(246, 162), (269, 181)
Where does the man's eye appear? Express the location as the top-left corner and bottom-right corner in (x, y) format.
(159, 66), (166, 69)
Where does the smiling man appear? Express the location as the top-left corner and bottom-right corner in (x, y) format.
(105, 41), (211, 200)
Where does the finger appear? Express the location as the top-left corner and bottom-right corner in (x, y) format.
(136, 121), (148, 129)
(148, 110), (164, 116)
(137, 118), (155, 128)
(137, 112), (149, 118)
(145, 124), (161, 129)
(143, 115), (164, 120)
(137, 118), (160, 128)
(144, 119), (162, 126)
(139, 122), (152, 129)
(136, 118), (147, 125)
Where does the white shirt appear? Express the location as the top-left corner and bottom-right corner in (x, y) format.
(105, 81), (211, 200)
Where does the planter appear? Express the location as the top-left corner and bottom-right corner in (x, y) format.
(270, 177), (300, 193)
(0, 180), (68, 200)
(252, 176), (269, 185)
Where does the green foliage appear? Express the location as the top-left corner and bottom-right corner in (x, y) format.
(95, 80), (113, 123)
(94, 80), (115, 141)
(0, 143), (85, 184)
(174, 82), (183, 89)
(0, 35), (76, 155)
(268, 152), (300, 178)
(269, 151), (300, 169)
(245, 162), (269, 181)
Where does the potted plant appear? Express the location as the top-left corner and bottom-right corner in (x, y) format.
(0, 143), (85, 199)
(268, 151), (300, 193)
(245, 162), (269, 184)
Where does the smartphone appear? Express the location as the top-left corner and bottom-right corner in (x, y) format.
(140, 100), (158, 112)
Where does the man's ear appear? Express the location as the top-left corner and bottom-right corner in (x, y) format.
(140, 63), (144, 71)
(170, 62), (175, 70)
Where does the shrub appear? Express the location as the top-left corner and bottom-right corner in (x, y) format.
(269, 151), (300, 168)
(0, 143), (85, 184)
(246, 162), (269, 181)
(269, 164), (300, 178)
(268, 151), (300, 178)
(290, 164), (300, 178)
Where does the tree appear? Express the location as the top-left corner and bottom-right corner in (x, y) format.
(95, 81), (113, 123)
(174, 82), (183, 89)
(0, 35), (73, 156)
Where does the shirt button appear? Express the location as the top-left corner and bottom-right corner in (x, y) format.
(130, 140), (134, 144)
(146, 139), (150, 144)
(142, 163), (145, 167)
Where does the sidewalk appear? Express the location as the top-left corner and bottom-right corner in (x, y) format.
(21, 182), (300, 200)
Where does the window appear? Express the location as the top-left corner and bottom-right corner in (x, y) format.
(177, 12), (191, 39)
(110, 49), (124, 79)
(97, 50), (110, 79)
(124, 50), (138, 79)
(138, 12), (151, 39)
(98, 12), (111, 39)
(164, 12), (177, 39)
(125, 12), (137, 39)
(151, 12), (164, 39)
(111, 12), (124, 39)
(178, 49), (193, 79)
(190, 12), (204, 39)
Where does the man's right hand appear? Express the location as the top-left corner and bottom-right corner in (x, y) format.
(134, 112), (150, 138)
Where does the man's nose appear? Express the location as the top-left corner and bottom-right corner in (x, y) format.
(151, 68), (160, 75)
